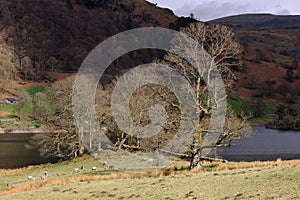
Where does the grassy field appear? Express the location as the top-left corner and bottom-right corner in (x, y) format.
(227, 93), (278, 125)
(0, 85), (45, 126)
(1, 155), (300, 199)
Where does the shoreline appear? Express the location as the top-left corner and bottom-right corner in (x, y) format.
(0, 128), (67, 134)
(0, 128), (47, 134)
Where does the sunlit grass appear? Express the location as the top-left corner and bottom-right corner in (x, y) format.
(2, 158), (300, 199)
(1, 153), (300, 199)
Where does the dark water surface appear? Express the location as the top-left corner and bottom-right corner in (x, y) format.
(219, 126), (300, 161)
(0, 133), (55, 169)
(1, 126), (300, 169)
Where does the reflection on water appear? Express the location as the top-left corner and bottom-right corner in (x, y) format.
(219, 126), (300, 161)
(0, 133), (56, 169)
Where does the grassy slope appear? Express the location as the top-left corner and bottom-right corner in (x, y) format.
(1, 158), (300, 199)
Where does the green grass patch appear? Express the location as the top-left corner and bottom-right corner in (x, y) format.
(227, 93), (248, 113)
(263, 103), (278, 115)
(0, 104), (17, 113)
(0, 101), (33, 120)
(248, 115), (276, 125)
(0, 115), (17, 119)
(227, 98), (243, 113)
(227, 93), (279, 115)
(22, 102), (33, 118)
(27, 85), (45, 96)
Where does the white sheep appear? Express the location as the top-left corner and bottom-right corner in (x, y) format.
(44, 171), (48, 177)
(148, 158), (154, 164)
(28, 176), (35, 181)
(92, 166), (97, 171)
(74, 168), (79, 173)
(41, 176), (46, 180)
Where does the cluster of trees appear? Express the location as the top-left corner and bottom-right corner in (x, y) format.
(27, 77), (81, 160)
(0, 35), (16, 84)
(28, 22), (251, 169)
(267, 104), (300, 130)
(284, 59), (299, 82)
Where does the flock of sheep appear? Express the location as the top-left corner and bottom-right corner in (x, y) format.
(6, 162), (113, 188)
(6, 157), (156, 188)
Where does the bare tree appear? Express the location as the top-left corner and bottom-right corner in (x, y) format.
(162, 22), (247, 168)
(216, 109), (252, 147)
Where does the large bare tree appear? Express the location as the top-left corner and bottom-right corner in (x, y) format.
(162, 22), (249, 168)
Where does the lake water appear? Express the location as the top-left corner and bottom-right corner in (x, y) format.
(1, 126), (300, 169)
(0, 133), (55, 169)
(218, 126), (300, 161)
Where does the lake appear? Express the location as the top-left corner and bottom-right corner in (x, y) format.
(218, 126), (300, 161)
(1, 126), (300, 169)
(0, 133), (56, 169)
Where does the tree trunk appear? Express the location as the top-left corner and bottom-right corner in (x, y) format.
(190, 149), (201, 169)
(118, 134), (129, 149)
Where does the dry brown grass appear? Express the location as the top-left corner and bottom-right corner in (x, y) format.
(216, 159), (300, 171)
(0, 163), (51, 176)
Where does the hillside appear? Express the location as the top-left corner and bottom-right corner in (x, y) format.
(210, 14), (300, 29)
(0, 0), (178, 81)
(1, 3), (300, 123)
(210, 14), (300, 105)
(2, 2), (299, 107)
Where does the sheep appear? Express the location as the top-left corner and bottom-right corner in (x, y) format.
(28, 176), (35, 181)
(109, 165), (114, 170)
(93, 153), (99, 157)
(7, 182), (14, 188)
(140, 157), (147, 162)
(92, 166), (97, 171)
(102, 161), (108, 166)
(81, 166), (85, 171)
(44, 171), (48, 177)
(148, 158), (154, 164)
(41, 176), (46, 181)
(74, 168), (79, 173)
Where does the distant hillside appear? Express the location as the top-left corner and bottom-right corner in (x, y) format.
(1, 3), (300, 107)
(210, 14), (300, 29)
(210, 14), (300, 105)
